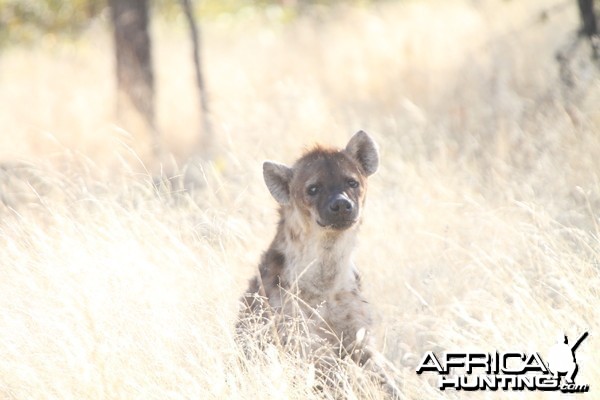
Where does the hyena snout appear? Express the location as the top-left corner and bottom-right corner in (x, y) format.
(319, 193), (358, 229)
(328, 193), (353, 214)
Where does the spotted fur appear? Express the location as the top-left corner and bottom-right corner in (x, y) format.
(238, 131), (400, 397)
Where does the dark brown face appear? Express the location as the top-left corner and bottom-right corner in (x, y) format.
(291, 151), (367, 231)
(262, 131), (379, 231)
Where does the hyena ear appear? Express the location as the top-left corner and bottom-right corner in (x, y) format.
(263, 161), (293, 205)
(345, 130), (379, 176)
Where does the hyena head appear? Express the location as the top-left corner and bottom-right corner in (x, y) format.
(263, 131), (379, 231)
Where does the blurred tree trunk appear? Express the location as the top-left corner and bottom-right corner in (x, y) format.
(108, 0), (159, 158)
(577, 0), (599, 59)
(577, 0), (597, 38)
(180, 0), (213, 157)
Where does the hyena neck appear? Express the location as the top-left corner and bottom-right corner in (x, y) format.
(274, 207), (359, 300)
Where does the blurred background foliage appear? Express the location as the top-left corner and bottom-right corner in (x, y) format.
(0, 0), (373, 46)
(0, 0), (104, 44)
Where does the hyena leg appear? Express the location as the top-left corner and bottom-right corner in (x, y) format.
(338, 329), (401, 398)
(359, 345), (402, 399)
(331, 295), (402, 398)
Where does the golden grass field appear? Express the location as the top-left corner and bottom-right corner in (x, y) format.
(0, 0), (599, 398)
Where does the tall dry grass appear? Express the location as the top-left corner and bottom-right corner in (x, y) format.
(0, 0), (599, 398)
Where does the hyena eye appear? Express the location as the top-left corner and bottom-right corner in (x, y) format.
(306, 184), (320, 196)
(347, 179), (359, 188)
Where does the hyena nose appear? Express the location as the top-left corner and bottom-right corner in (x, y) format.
(329, 195), (353, 214)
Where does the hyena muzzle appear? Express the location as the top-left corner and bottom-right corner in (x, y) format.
(237, 131), (400, 398)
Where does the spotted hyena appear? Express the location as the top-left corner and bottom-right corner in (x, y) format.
(238, 131), (400, 397)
